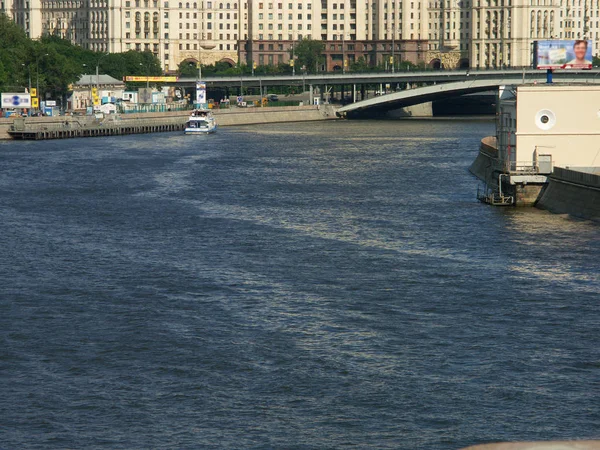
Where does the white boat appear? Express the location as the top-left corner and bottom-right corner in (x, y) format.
(184, 109), (217, 134)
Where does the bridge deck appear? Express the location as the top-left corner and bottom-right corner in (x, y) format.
(337, 78), (600, 116)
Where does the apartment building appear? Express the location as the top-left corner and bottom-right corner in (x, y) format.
(2, 0), (242, 72)
(239, 1), (427, 71)
(2, 0), (598, 71)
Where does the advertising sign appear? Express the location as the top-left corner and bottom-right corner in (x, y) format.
(535, 40), (593, 69)
(196, 82), (207, 106)
(1, 93), (31, 109)
(138, 88), (153, 104)
(124, 76), (178, 82)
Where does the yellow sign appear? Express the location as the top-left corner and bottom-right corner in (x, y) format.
(253, 62), (257, 69)
(289, 60), (294, 67)
(124, 76), (178, 82)
(389, 56), (394, 64)
(344, 60), (348, 67)
(30, 88), (37, 97)
(92, 87), (98, 96)
(31, 97), (39, 108)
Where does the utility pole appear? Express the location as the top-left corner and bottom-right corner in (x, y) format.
(391, 28), (396, 73)
(36, 53), (48, 109)
(342, 33), (345, 74)
(291, 37), (295, 76)
(500, 9), (504, 68)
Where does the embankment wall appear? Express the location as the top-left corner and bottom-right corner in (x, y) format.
(0, 105), (338, 140)
(469, 136), (500, 182)
(536, 167), (600, 221)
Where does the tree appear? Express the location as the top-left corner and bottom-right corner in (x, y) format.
(178, 60), (198, 77)
(593, 55), (600, 67)
(350, 56), (371, 73)
(292, 38), (325, 74)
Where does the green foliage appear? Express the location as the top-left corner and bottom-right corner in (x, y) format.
(0, 13), (162, 100)
(292, 38), (325, 74)
(593, 55), (600, 67)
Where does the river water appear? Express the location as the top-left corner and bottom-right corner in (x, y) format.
(0, 119), (598, 449)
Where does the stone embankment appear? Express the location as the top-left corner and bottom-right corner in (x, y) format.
(469, 136), (500, 182)
(0, 105), (338, 140)
(536, 167), (600, 221)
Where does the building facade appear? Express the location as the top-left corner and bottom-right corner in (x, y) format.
(1, 0), (599, 72)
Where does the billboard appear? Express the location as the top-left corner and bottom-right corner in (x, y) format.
(1, 93), (31, 109)
(535, 40), (593, 69)
(124, 76), (178, 82)
(196, 82), (207, 107)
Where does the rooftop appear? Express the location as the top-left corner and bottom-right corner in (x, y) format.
(75, 74), (125, 87)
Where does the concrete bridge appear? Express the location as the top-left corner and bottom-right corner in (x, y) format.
(337, 75), (600, 118)
(175, 68), (600, 89)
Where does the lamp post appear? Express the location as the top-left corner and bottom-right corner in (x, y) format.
(341, 33), (346, 74)
(140, 62), (150, 89)
(291, 36), (296, 76)
(390, 28), (396, 73)
(36, 53), (49, 109)
(96, 53), (108, 95)
(21, 63), (31, 93)
(21, 63), (31, 114)
(83, 63), (92, 109)
(197, 50), (202, 81)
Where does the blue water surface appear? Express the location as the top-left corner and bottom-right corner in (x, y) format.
(0, 119), (598, 449)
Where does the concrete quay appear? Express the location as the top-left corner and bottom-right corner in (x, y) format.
(470, 136), (546, 207)
(0, 105), (338, 140)
(536, 167), (600, 221)
(461, 441), (600, 450)
(471, 137), (600, 219)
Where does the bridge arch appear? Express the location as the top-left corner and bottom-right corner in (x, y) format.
(336, 76), (600, 118)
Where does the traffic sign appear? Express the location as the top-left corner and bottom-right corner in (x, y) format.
(31, 98), (39, 108)
(30, 88), (37, 97)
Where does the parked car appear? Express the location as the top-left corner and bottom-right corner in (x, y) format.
(267, 94), (279, 102)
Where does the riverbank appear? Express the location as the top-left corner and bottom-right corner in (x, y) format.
(0, 105), (338, 140)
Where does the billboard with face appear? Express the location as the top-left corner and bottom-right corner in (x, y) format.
(535, 40), (593, 69)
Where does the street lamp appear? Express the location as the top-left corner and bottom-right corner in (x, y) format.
(389, 28), (398, 73)
(21, 63), (31, 93)
(83, 63), (92, 109)
(96, 53), (109, 94)
(140, 62), (150, 89)
(291, 36), (296, 76)
(36, 53), (49, 109)
(197, 41), (216, 81)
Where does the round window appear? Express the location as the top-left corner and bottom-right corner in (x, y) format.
(535, 109), (556, 130)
